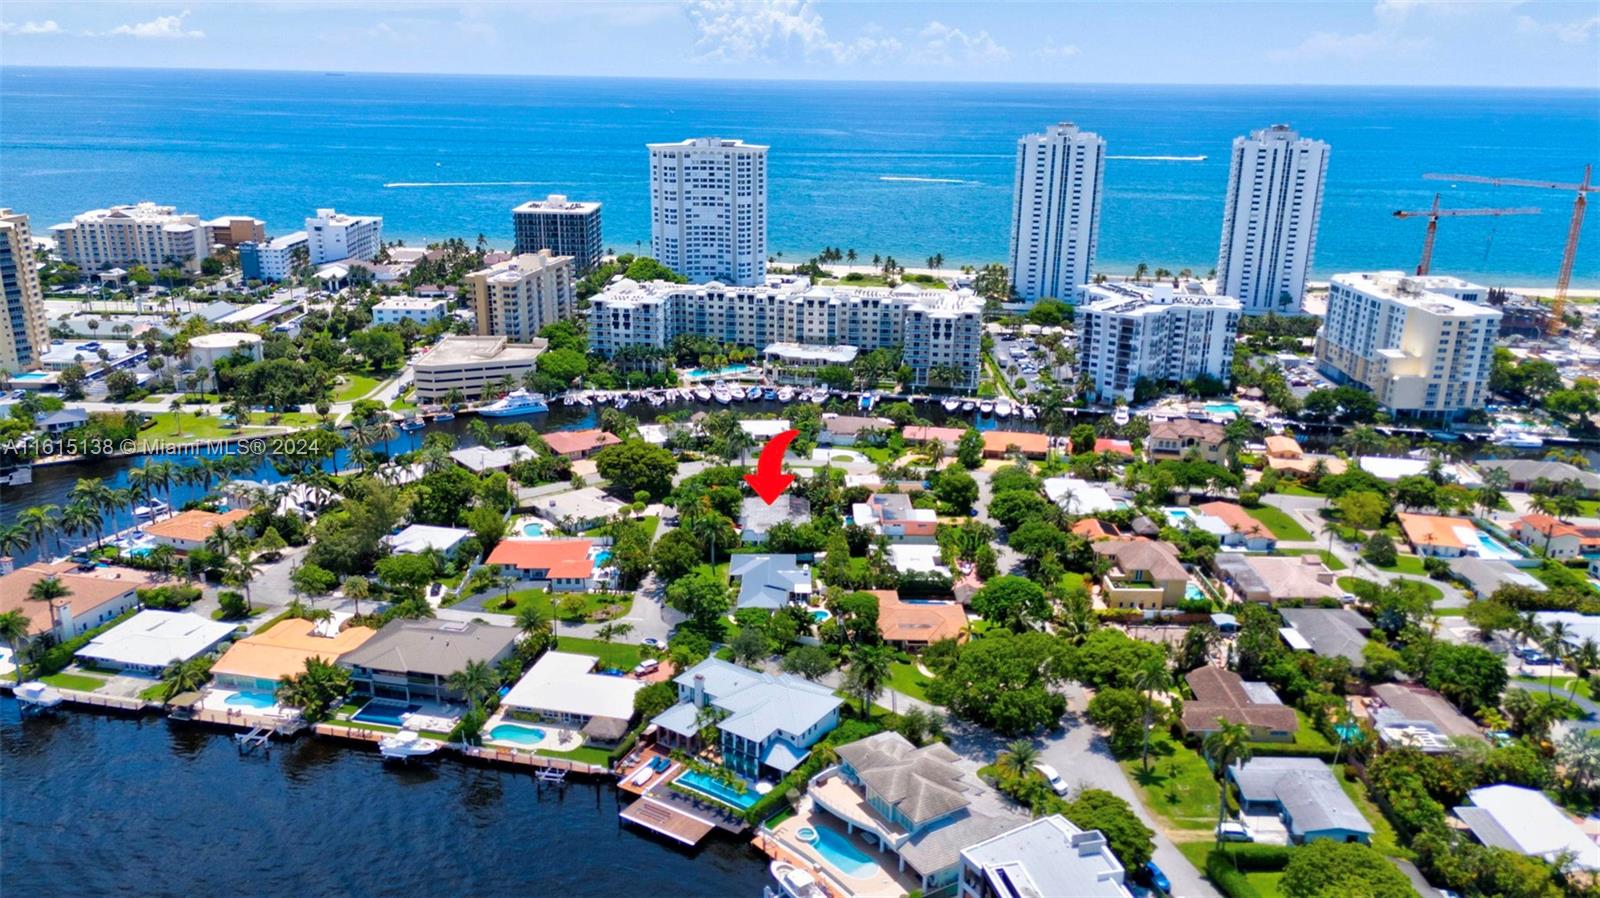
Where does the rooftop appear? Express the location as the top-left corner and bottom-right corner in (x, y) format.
(512, 194), (601, 214)
(728, 554), (812, 610)
(385, 524), (473, 555)
(0, 562), (149, 636)
(877, 593), (966, 645)
(1092, 538), (1186, 582)
(1081, 280), (1241, 316)
(982, 430), (1050, 456)
(76, 610), (234, 669)
(1455, 785), (1600, 870)
(417, 335), (547, 369)
(1332, 271), (1498, 319)
(763, 342), (860, 365)
(662, 658), (840, 747)
(1149, 418), (1226, 443)
(741, 494), (812, 533)
(1182, 666), (1297, 734)
(501, 650), (643, 721)
(486, 539), (597, 579)
(1396, 511), (1478, 552)
(210, 617), (378, 683)
(449, 444), (536, 473)
(1371, 682), (1483, 744)
(1229, 757), (1374, 838)
(541, 429), (621, 456)
(338, 619), (517, 678)
(1277, 607), (1373, 666)
(961, 815), (1133, 898)
(140, 508), (251, 544)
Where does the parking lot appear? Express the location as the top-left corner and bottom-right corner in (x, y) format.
(992, 334), (1071, 394)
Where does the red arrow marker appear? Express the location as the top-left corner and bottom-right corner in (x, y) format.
(744, 429), (800, 505)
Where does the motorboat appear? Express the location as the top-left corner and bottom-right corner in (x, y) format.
(433, 411), (455, 422)
(134, 499), (171, 519)
(615, 396), (631, 411)
(769, 861), (825, 898)
(1427, 430), (1460, 442)
(576, 394), (593, 408)
(978, 400), (995, 416)
(942, 398), (961, 413)
(712, 383), (733, 405)
(995, 398), (1012, 419)
(777, 387), (794, 402)
(378, 730), (442, 761)
(13, 681), (64, 710)
(647, 392), (664, 408)
(400, 416), (425, 432)
(693, 387), (713, 403)
(1494, 432), (1544, 449)
(858, 393), (877, 411)
(747, 386), (763, 401)
(961, 400), (976, 413)
(479, 390), (550, 417)
(1113, 406), (1131, 426)
(809, 389), (827, 404)
(562, 394), (579, 407)
(1022, 405), (1037, 421)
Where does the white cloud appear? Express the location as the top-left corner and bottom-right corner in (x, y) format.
(1, 19), (62, 35)
(109, 11), (204, 40)
(686, 0), (892, 64)
(1269, 28), (1428, 61)
(1517, 13), (1600, 43)
(918, 20), (1010, 65)
(1037, 40), (1081, 61)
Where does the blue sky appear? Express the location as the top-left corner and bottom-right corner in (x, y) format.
(3, 1), (1597, 87)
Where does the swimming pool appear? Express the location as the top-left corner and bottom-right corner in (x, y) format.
(594, 550), (613, 564)
(488, 723), (547, 745)
(676, 769), (761, 811)
(12, 371), (49, 380)
(128, 546), (153, 558)
(1455, 526), (1521, 561)
(225, 691), (278, 710)
(688, 363), (751, 378)
(798, 823), (878, 879)
(1204, 402), (1242, 416)
(352, 701), (420, 726)
(810, 609), (832, 623)
(521, 522), (546, 537)
(1184, 583), (1207, 603)
(1166, 508), (1194, 524)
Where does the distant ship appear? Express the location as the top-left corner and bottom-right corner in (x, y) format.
(478, 390), (549, 417)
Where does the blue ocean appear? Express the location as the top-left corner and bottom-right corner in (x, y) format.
(2, 67), (1596, 284)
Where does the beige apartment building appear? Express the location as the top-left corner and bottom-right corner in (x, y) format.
(50, 202), (208, 272)
(467, 251), (575, 342)
(1, 209), (50, 372)
(412, 335), (547, 400)
(204, 216), (267, 248)
(1314, 271), (1500, 420)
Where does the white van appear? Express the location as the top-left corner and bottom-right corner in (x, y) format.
(1036, 763), (1070, 796)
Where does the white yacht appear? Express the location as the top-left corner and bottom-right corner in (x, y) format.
(480, 390), (549, 417)
(808, 388), (827, 404)
(1021, 405), (1037, 421)
(14, 681), (64, 710)
(994, 398), (1012, 419)
(134, 499), (171, 519)
(712, 383), (733, 405)
(693, 386), (713, 403)
(978, 400), (995, 416)
(378, 730), (442, 760)
(960, 400), (977, 413)
(942, 398), (961, 413)
(777, 387), (795, 402)
(1113, 406), (1131, 426)
(769, 862), (825, 898)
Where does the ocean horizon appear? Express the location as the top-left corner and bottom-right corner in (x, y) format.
(2, 66), (1596, 286)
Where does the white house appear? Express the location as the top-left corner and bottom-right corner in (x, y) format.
(75, 610), (235, 675)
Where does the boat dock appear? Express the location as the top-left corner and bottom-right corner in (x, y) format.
(619, 796), (721, 847)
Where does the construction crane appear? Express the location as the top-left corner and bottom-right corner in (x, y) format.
(1424, 165), (1595, 335)
(1392, 194), (1539, 276)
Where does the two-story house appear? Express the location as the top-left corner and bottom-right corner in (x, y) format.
(1091, 538), (1189, 611)
(650, 658), (841, 781)
(853, 493), (939, 543)
(1146, 418), (1226, 463)
(337, 619), (518, 704)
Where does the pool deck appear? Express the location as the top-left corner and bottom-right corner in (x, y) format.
(759, 805), (920, 898)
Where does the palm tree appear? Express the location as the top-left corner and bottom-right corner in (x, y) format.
(691, 505), (727, 570)
(995, 738), (1041, 780)
(69, 478), (113, 548)
(159, 656), (213, 701)
(17, 505), (60, 561)
(0, 524), (30, 559)
(28, 576), (70, 605)
(515, 603), (551, 641)
(1134, 656), (1173, 772)
(1203, 720), (1254, 848)
(1542, 621), (1571, 698)
(0, 610), (31, 685)
(61, 502), (102, 554)
(844, 644), (893, 716)
(1555, 493), (1583, 522)
(446, 659), (499, 711)
(341, 576), (370, 617)
(224, 555), (262, 612)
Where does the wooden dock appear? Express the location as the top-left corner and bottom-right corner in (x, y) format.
(620, 796), (719, 846)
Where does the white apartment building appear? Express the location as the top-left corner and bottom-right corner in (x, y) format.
(372, 297), (450, 326)
(50, 202), (208, 272)
(1315, 271), (1501, 419)
(1, 209), (49, 372)
(588, 278), (985, 390)
(648, 137), (767, 286)
(467, 251), (576, 341)
(1216, 124), (1329, 314)
(1078, 281), (1242, 403)
(1008, 122), (1106, 302)
(238, 231), (308, 282)
(305, 208), (383, 265)
(412, 335), (548, 401)
(512, 195), (603, 273)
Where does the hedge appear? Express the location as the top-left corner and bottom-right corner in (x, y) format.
(1244, 741), (1340, 761)
(27, 608), (139, 677)
(1203, 845), (1294, 898)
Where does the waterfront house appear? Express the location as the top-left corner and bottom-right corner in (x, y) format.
(500, 650), (643, 744)
(877, 592), (967, 651)
(1228, 757), (1374, 844)
(339, 619), (518, 703)
(1453, 785), (1600, 870)
(210, 617), (377, 691)
(140, 508), (252, 553)
(901, 425), (966, 451)
(740, 494), (812, 544)
(75, 609), (235, 675)
(540, 428), (621, 460)
(1146, 419), (1226, 463)
(728, 554), (813, 610)
(449, 444), (536, 474)
(486, 538), (614, 591)
(36, 408), (88, 434)
(981, 430), (1049, 460)
(1277, 607), (1373, 667)
(1512, 514), (1600, 559)
(1370, 682), (1484, 752)
(820, 414), (894, 447)
(1476, 459), (1600, 496)
(806, 731), (1024, 898)
(959, 815), (1134, 898)
(0, 561), (149, 639)
(1180, 666), (1297, 742)
(650, 658), (841, 781)
(1091, 539), (1188, 611)
(384, 524), (474, 559)
(853, 493), (938, 542)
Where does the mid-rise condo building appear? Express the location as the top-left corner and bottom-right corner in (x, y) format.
(238, 231), (308, 282)
(204, 216), (266, 248)
(648, 137), (767, 286)
(512, 195), (603, 273)
(50, 202), (207, 272)
(0, 209), (49, 372)
(467, 251), (576, 342)
(305, 208), (383, 264)
(412, 335), (547, 401)
(1216, 124), (1329, 313)
(1008, 122), (1106, 302)
(1078, 281), (1242, 403)
(1315, 271), (1500, 419)
(588, 277), (984, 390)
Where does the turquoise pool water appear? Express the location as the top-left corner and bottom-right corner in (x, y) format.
(521, 523), (546, 537)
(1204, 402), (1242, 415)
(810, 610), (831, 623)
(688, 364), (751, 378)
(353, 701), (419, 726)
(1184, 583), (1206, 602)
(128, 546), (153, 558)
(12, 371), (49, 380)
(801, 823), (878, 879)
(488, 723), (547, 745)
(594, 550), (613, 564)
(676, 769), (760, 811)
(225, 691), (278, 710)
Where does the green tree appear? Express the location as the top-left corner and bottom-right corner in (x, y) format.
(375, 553), (436, 601)
(1062, 790), (1156, 871)
(1361, 532), (1398, 567)
(1280, 840), (1415, 898)
(275, 657), (351, 723)
(1203, 720), (1254, 848)
(0, 610), (31, 685)
(446, 659), (500, 711)
(970, 575), (1049, 631)
(159, 656), (213, 701)
(845, 643), (893, 716)
(956, 427), (984, 469)
(926, 632), (1067, 735)
(1336, 490), (1390, 531)
(666, 569), (732, 631)
(593, 440), (678, 501)
(781, 645), (835, 680)
(934, 466), (979, 515)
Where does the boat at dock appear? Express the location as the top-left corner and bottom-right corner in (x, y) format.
(768, 861), (825, 898)
(808, 389), (826, 404)
(14, 681), (64, 711)
(1021, 405), (1037, 421)
(693, 387), (712, 403)
(960, 400), (976, 412)
(979, 400), (995, 415)
(942, 398), (961, 412)
(378, 730), (442, 761)
(432, 410), (455, 422)
(747, 386), (763, 401)
(400, 416), (425, 432)
(1113, 406), (1131, 426)
(615, 396), (631, 410)
(777, 387), (794, 402)
(133, 499), (171, 518)
(479, 390), (550, 417)
(995, 398), (1012, 419)
(712, 384), (733, 405)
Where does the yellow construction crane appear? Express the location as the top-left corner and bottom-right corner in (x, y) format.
(1392, 194), (1538, 276)
(1424, 166), (1595, 335)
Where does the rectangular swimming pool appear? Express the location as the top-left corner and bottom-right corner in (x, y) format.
(675, 769), (760, 811)
(353, 700), (420, 726)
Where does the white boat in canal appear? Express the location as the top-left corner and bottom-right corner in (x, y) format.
(747, 385), (763, 401)
(14, 681), (64, 710)
(134, 499), (171, 518)
(769, 861), (825, 898)
(809, 389), (827, 404)
(994, 398), (1012, 419)
(960, 400), (976, 412)
(479, 390), (550, 417)
(777, 387), (795, 402)
(1021, 405), (1037, 421)
(378, 730), (442, 760)
(693, 387), (712, 403)
(942, 398), (961, 412)
(712, 383), (733, 405)
(1113, 406), (1131, 426)
(978, 400), (995, 415)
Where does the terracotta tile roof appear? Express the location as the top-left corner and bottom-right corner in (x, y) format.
(876, 594), (966, 645)
(1149, 419), (1226, 443)
(1197, 501), (1271, 539)
(1182, 666), (1298, 734)
(1093, 438), (1135, 457)
(486, 538), (596, 578)
(1071, 519), (1121, 540)
(210, 617), (378, 683)
(1518, 514), (1585, 540)
(541, 429), (621, 456)
(1265, 436), (1303, 459)
(0, 562), (151, 636)
(1396, 512), (1475, 551)
(902, 425), (967, 445)
(981, 430), (1049, 456)
(141, 508), (251, 544)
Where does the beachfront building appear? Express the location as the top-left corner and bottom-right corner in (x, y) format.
(339, 619), (519, 703)
(651, 658), (841, 780)
(1228, 757), (1373, 844)
(0, 209), (49, 372)
(238, 231), (308, 282)
(485, 538), (616, 591)
(411, 335), (547, 401)
(960, 815), (1135, 898)
(371, 297), (449, 326)
(140, 508), (252, 553)
(587, 278), (984, 391)
(1314, 272), (1500, 419)
(512, 195), (603, 273)
(304, 208), (382, 264)
(648, 137), (767, 286)
(1180, 666), (1296, 742)
(50, 202), (208, 272)
(1007, 122), (1106, 302)
(1076, 282), (1241, 403)
(1216, 124), (1329, 313)
(1092, 539), (1189, 611)
(75, 609), (234, 675)
(500, 650), (642, 744)
(204, 216), (266, 248)
(0, 561), (150, 640)
(210, 617), (378, 692)
(467, 251), (576, 341)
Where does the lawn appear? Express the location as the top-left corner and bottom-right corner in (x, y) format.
(1335, 767), (1411, 860)
(141, 411), (237, 441)
(490, 588), (628, 624)
(254, 412), (322, 430)
(1378, 554), (1427, 576)
(1120, 735), (1221, 832)
(1276, 483), (1324, 498)
(332, 373), (380, 402)
(1337, 575), (1443, 602)
(1518, 675), (1593, 700)
(556, 636), (642, 671)
(585, 516), (661, 540)
(693, 561), (732, 584)
(1246, 506), (1314, 541)
(887, 661), (935, 703)
(536, 744), (613, 766)
(41, 672), (106, 691)
(1275, 548), (1346, 571)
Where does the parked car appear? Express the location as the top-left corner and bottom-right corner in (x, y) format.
(1036, 763), (1070, 796)
(641, 637), (663, 649)
(632, 659), (660, 677)
(1216, 821), (1252, 842)
(1143, 862), (1171, 895)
